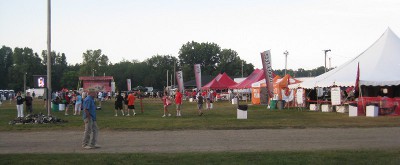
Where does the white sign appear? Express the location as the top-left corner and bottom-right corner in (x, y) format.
(331, 87), (341, 105)
(296, 88), (304, 104)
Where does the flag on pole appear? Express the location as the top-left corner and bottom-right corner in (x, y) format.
(176, 71), (184, 93)
(127, 79), (131, 91)
(260, 50), (274, 98)
(194, 64), (202, 91)
(354, 62), (360, 93)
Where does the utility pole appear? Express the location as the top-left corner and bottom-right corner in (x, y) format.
(46, 0), (52, 116)
(283, 50), (289, 75)
(323, 49), (331, 72)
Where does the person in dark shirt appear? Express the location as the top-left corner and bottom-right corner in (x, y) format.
(114, 92), (124, 116)
(25, 92), (33, 114)
(16, 92), (25, 118)
(197, 91), (204, 116)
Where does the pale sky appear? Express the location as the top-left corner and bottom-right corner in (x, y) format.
(1, 0), (399, 70)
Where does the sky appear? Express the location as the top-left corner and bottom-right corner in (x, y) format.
(1, 0), (400, 70)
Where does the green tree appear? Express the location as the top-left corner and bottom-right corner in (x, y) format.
(80, 49), (110, 76)
(144, 55), (177, 90)
(217, 49), (254, 78)
(8, 47), (44, 91)
(0, 46), (13, 88)
(178, 41), (221, 80)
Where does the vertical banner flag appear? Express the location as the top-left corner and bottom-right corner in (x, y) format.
(194, 64), (202, 91)
(111, 82), (115, 93)
(260, 50), (274, 98)
(176, 71), (184, 93)
(354, 62), (360, 94)
(127, 79), (131, 91)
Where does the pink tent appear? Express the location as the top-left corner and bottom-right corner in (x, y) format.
(230, 69), (266, 89)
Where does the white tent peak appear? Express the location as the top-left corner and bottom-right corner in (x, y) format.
(299, 28), (400, 89)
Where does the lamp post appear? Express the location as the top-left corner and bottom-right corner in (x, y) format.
(323, 49), (331, 72)
(283, 50), (289, 75)
(46, 0), (52, 116)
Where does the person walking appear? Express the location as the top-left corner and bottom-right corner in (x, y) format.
(82, 90), (100, 149)
(74, 93), (82, 115)
(162, 91), (172, 117)
(197, 91), (204, 116)
(127, 91), (136, 116)
(114, 92), (124, 116)
(175, 90), (183, 117)
(25, 92), (33, 114)
(15, 92), (24, 118)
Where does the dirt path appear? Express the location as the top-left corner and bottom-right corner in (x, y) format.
(1, 127), (399, 153)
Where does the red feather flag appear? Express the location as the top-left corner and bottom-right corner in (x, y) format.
(354, 62), (360, 93)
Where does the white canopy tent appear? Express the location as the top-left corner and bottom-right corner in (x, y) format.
(299, 28), (400, 89)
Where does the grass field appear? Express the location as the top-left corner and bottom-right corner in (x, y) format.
(1, 98), (399, 164)
(0, 98), (399, 131)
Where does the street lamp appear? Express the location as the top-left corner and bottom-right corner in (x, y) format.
(283, 50), (289, 75)
(323, 49), (331, 72)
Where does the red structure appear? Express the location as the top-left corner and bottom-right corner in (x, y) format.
(79, 76), (114, 92)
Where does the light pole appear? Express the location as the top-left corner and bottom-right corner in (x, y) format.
(283, 50), (289, 75)
(323, 49), (331, 72)
(46, 0), (52, 116)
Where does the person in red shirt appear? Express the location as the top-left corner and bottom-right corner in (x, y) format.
(175, 90), (183, 117)
(127, 92), (136, 116)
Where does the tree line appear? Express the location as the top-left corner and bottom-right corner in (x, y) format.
(0, 42), (328, 92)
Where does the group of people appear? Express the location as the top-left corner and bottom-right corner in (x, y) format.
(113, 91), (138, 117)
(14, 91), (33, 118)
(53, 91), (83, 116)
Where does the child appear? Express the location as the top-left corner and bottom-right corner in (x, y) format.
(162, 92), (172, 117)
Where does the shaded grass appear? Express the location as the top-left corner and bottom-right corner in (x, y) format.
(0, 149), (399, 165)
(0, 98), (399, 131)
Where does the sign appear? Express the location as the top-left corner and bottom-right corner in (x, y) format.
(331, 87), (341, 105)
(296, 88), (304, 104)
(33, 75), (47, 88)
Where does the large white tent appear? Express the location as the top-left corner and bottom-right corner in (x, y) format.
(299, 28), (400, 89)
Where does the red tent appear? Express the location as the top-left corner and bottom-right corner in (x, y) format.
(230, 69), (266, 89)
(216, 73), (237, 87)
(201, 78), (225, 90)
(202, 73), (237, 90)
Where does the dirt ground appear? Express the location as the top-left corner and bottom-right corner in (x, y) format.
(1, 127), (399, 153)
